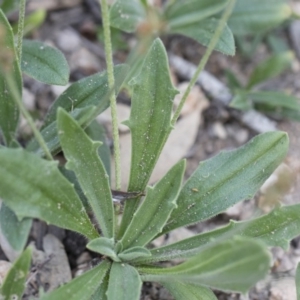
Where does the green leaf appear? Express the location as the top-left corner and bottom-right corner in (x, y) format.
(162, 281), (217, 300)
(139, 238), (271, 293)
(21, 40), (69, 86)
(107, 263), (142, 300)
(144, 204), (300, 263)
(225, 70), (242, 90)
(0, 203), (32, 254)
(85, 121), (111, 178)
(296, 263), (300, 300)
(249, 91), (300, 111)
(119, 38), (178, 237)
(42, 66), (125, 128)
(118, 247), (151, 262)
(91, 274), (109, 300)
(0, 10), (22, 145)
(230, 91), (252, 111)
(165, 0), (228, 29)
(41, 261), (111, 300)
(27, 106), (97, 157)
(58, 109), (114, 239)
(170, 18), (235, 56)
(120, 160), (185, 249)
(162, 132), (288, 234)
(0, 0), (18, 13)
(87, 237), (119, 262)
(0, 247), (32, 299)
(229, 0), (292, 35)
(0, 148), (98, 240)
(110, 0), (146, 33)
(247, 51), (294, 89)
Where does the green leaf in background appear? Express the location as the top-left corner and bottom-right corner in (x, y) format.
(229, 0), (292, 35)
(0, 247), (31, 299)
(42, 65), (125, 128)
(87, 238), (119, 261)
(21, 39), (70, 86)
(27, 106), (97, 157)
(0, 0), (18, 13)
(118, 247), (151, 262)
(85, 120), (111, 178)
(140, 238), (271, 293)
(249, 91), (300, 111)
(170, 18), (235, 56)
(164, 0), (228, 29)
(106, 263), (142, 300)
(0, 10), (22, 145)
(58, 109), (115, 239)
(162, 132), (288, 234)
(162, 281), (217, 300)
(225, 70), (242, 90)
(119, 38), (178, 236)
(110, 0), (146, 33)
(246, 51), (294, 89)
(0, 203), (32, 257)
(120, 160), (185, 250)
(41, 261), (111, 300)
(230, 91), (252, 111)
(144, 204), (300, 263)
(296, 263), (300, 300)
(0, 148), (98, 240)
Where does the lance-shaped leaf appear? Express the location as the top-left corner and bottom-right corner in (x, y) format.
(0, 203), (32, 260)
(106, 263), (142, 300)
(140, 204), (300, 263)
(41, 260), (111, 300)
(120, 160), (185, 250)
(229, 0), (292, 35)
(164, 0), (228, 29)
(0, 247), (31, 299)
(162, 281), (217, 300)
(91, 274), (109, 300)
(119, 38), (178, 237)
(87, 238), (119, 262)
(169, 18), (235, 56)
(246, 51), (294, 89)
(296, 263), (300, 300)
(0, 10), (22, 145)
(27, 106), (96, 157)
(58, 109), (115, 238)
(43, 66), (125, 128)
(118, 247), (151, 262)
(162, 132), (288, 234)
(21, 40), (69, 86)
(139, 238), (271, 293)
(0, 148), (98, 240)
(110, 0), (146, 33)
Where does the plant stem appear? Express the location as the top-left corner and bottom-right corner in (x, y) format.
(171, 0), (237, 127)
(16, 0), (26, 63)
(5, 74), (53, 160)
(99, 0), (122, 190)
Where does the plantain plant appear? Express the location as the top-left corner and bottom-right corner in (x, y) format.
(0, 0), (299, 299)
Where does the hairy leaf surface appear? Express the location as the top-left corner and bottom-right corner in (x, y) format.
(121, 160), (185, 249)
(163, 132), (288, 234)
(0, 10), (22, 145)
(87, 238), (119, 262)
(162, 281), (217, 300)
(107, 263), (142, 300)
(0, 247), (31, 299)
(58, 109), (114, 238)
(0, 148), (98, 239)
(41, 261), (110, 300)
(142, 204), (300, 263)
(22, 40), (69, 86)
(118, 247), (151, 262)
(140, 238), (271, 293)
(119, 38), (178, 236)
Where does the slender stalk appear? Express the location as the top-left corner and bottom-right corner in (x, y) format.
(171, 0), (237, 127)
(99, 0), (122, 190)
(5, 74), (53, 160)
(16, 0), (26, 63)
